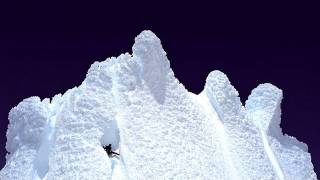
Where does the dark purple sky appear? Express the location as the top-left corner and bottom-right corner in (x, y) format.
(0, 1), (319, 175)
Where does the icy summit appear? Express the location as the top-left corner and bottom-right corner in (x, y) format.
(0, 30), (317, 179)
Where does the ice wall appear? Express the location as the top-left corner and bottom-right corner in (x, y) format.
(0, 30), (317, 180)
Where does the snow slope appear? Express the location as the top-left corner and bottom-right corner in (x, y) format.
(0, 30), (317, 180)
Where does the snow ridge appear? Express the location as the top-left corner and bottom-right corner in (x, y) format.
(204, 71), (276, 179)
(32, 93), (65, 179)
(246, 84), (317, 179)
(246, 84), (285, 180)
(260, 129), (285, 180)
(195, 92), (240, 180)
(0, 30), (317, 180)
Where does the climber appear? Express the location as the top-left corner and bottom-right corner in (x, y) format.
(103, 144), (120, 157)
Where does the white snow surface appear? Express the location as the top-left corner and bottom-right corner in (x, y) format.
(0, 30), (317, 180)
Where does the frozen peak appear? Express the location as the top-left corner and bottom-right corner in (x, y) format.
(245, 83), (283, 136)
(133, 30), (161, 52)
(135, 30), (160, 42)
(132, 30), (166, 58)
(254, 83), (282, 96)
(6, 97), (49, 153)
(204, 70), (244, 123)
(132, 30), (170, 104)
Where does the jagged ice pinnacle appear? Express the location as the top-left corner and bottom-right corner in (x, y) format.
(0, 30), (317, 180)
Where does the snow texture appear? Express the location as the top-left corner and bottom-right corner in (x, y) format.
(0, 30), (317, 180)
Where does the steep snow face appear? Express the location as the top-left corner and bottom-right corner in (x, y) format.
(0, 30), (317, 180)
(0, 97), (50, 179)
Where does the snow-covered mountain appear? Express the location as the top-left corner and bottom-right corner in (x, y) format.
(0, 30), (317, 180)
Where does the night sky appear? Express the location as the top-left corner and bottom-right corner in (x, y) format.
(0, 2), (319, 175)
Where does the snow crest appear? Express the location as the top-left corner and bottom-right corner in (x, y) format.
(0, 30), (317, 180)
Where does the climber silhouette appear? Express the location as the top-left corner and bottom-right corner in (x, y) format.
(103, 144), (120, 157)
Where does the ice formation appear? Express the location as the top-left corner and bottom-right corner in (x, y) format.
(0, 30), (317, 180)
